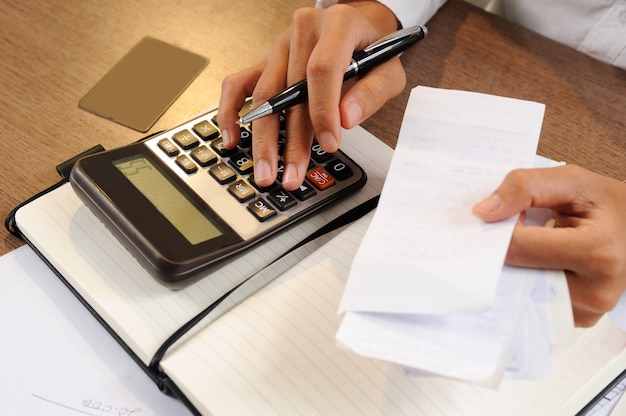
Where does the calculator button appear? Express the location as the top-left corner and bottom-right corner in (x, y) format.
(192, 120), (220, 141)
(277, 133), (286, 156)
(238, 101), (255, 119)
(247, 198), (277, 222)
(325, 158), (354, 181)
(190, 146), (218, 167)
(276, 160), (285, 183)
(228, 180), (256, 202)
(248, 175), (277, 192)
(209, 163), (237, 184)
(290, 180), (317, 201)
(307, 167), (335, 190)
(310, 141), (333, 163)
(211, 138), (237, 157)
(158, 138), (179, 157)
(239, 127), (252, 148)
(175, 155), (198, 174)
(228, 152), (254, 175)
(172, 129), (200, 150)
(267, 188), (297, 211)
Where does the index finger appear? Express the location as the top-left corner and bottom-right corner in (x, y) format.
(218, 62), (266, 148)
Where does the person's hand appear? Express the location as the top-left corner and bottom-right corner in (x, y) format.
(472, 165), (626, 327)
(217, 1), (404, 190)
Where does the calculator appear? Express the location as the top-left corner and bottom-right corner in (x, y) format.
(69, 104), (367, 285)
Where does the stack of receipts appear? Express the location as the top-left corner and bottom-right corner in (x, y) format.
(336, 86), (575, 388)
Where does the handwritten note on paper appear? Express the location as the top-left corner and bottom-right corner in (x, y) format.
(0, 246), (190, 416)
(340, 86), (545, 315)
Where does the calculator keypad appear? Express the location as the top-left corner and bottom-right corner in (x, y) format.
(149, 107), (360, 229)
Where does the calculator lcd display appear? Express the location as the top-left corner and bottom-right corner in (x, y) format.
(113, 155), (223, 245)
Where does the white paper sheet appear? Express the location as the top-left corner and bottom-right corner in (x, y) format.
(340, 86), (545, 315)
(0, 245), (190, 416)
(336, 265), (535, 386)
(609, 291), (626, 332)
(504, 272), (555, 380)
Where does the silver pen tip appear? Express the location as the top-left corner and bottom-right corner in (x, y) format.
(239, 101), (274, 125)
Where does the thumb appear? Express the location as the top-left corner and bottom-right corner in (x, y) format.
(472, 166), (579, 223)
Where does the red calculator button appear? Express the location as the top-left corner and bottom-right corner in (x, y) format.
(306, 167), (335, 190)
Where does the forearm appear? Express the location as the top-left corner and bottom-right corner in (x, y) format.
(338, 0), (400, 34)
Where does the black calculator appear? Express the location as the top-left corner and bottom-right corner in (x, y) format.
(70, 104), (367, 286)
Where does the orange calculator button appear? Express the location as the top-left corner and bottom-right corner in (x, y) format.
(306, 167), (335, 190)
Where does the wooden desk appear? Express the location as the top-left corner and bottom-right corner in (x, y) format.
(1, 0), (625, 256)
(364, 0), (626, 176)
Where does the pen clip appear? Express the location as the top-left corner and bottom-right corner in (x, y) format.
(363, 25), (427, 53)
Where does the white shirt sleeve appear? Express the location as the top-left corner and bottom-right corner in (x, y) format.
(315, 0), (447, 27)
(502, 0), (626, 70)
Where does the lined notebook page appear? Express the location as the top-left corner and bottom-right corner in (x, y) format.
(161, 212), (626, 416)
(14, 125), (391, 365)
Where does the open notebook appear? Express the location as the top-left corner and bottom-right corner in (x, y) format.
(162, 213), (626, 416)
(10, 122), (390, 411)
(9, 96), (626, 415)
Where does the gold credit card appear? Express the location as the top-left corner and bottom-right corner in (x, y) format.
(79, 37), (208, 132)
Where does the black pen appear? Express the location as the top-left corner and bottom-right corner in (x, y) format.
(238, 25), (428, 125)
